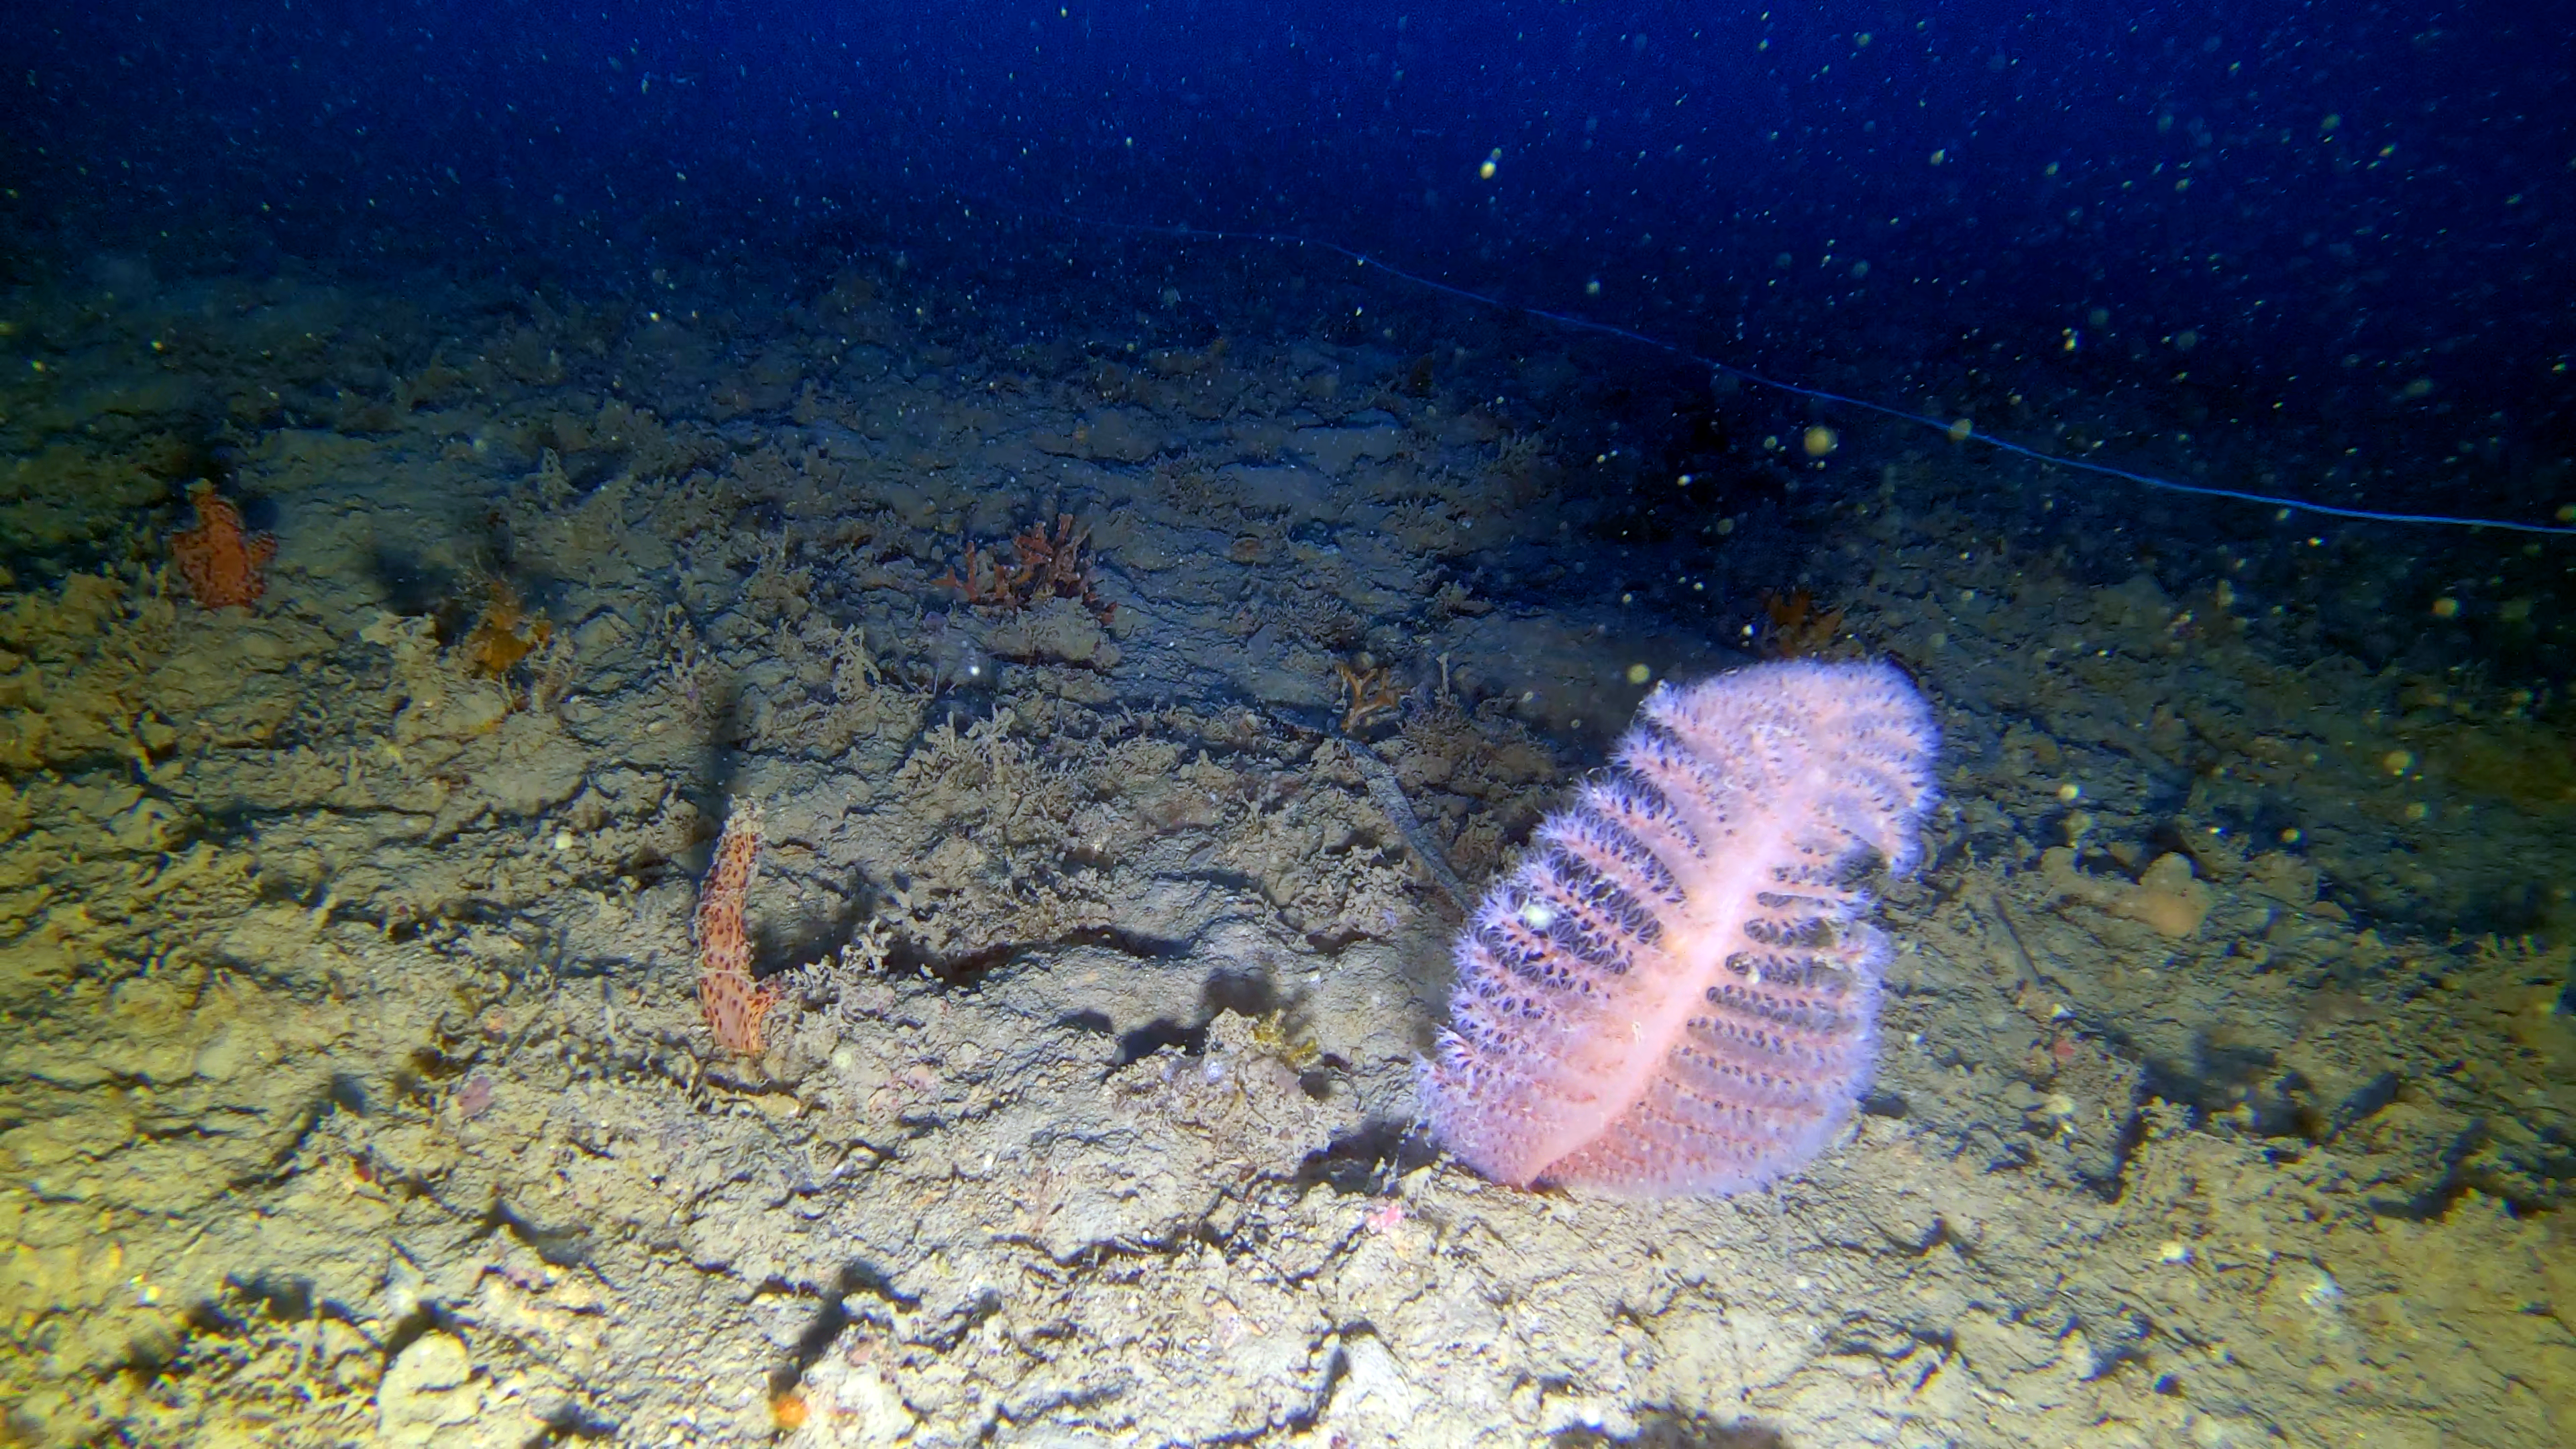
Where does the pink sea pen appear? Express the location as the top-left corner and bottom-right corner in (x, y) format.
(1419, 659), (1940, 1197)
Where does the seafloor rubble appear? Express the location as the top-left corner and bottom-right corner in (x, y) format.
(0, 257), (2569, 1447)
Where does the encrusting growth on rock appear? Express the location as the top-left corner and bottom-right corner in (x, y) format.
(169, 480), (277, 609)
(460, 577), (553, 678)
(1758, 586), (1849, 659)
(696, 801), (778, 1055)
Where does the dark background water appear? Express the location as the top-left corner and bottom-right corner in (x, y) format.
(4, 1), (2571, 533)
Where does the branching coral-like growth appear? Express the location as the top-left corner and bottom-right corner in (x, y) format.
(936, 513), (1115, 622)
(696, 802), (779, 1055)
(1332, 656), (1405, 735)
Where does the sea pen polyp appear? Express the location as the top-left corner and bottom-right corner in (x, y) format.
(1419, 659), (1941, 1197)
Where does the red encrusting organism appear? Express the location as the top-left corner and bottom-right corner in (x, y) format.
(170, 480), (277, 609)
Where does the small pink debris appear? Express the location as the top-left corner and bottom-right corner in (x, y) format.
(458, 1073), (497, 1120)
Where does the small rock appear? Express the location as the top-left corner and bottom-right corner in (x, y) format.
(191, 1020), (274, 1082)
(378, 1331), (480, 1445)
(1330, 1334), (1419, 1424)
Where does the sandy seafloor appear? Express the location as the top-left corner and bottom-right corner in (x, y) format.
(1, 248), (2571, 1449)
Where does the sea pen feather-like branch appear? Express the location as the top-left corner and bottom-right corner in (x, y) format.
(1419, 659), (1939, 1197)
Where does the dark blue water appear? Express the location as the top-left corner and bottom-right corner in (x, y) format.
(10, 1), (2569, 525)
